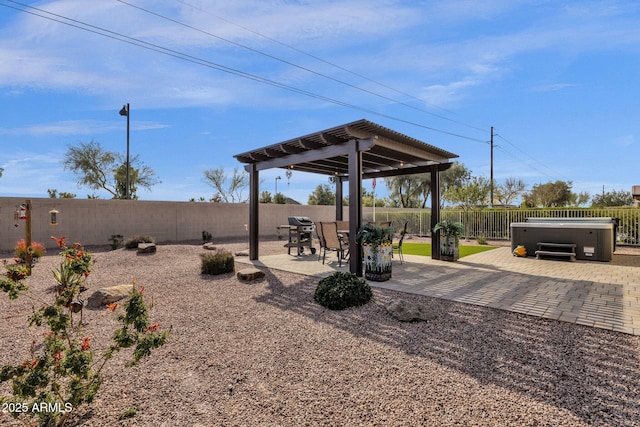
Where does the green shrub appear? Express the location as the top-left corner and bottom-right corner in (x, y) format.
(476, 234), (487, 245)
(202, 230), (212, 243)
(200, 250), (234, 275)
(109, 234), (124, 250)
(124, 235), (155, 249)
(314, 272), (373, 310)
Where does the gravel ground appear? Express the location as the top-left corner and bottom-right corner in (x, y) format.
(1, 239), (639, 426)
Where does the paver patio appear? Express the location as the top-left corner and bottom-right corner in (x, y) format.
(237, 247), (640, 336)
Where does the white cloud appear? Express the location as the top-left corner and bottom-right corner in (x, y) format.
(0, 120), (168, 137)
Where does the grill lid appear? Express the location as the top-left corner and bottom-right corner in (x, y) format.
(288, 216), (314, 226)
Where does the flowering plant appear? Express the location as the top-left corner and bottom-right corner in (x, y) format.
(13, 239), (45, 264)
(0, 237), (169, 426)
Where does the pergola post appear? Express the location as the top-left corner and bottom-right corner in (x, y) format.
(335, 176), (344, 221)
(248, 164), (259, 260)
(430, 167), (441, 260)
(348, 140), (363, 276)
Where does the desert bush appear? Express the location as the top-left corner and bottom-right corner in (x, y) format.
(200, 250), (234, 275)
(124, 234), (155, 249)
(202, 230), (212, 243)
(0, 236), (169, 426)
(314, 271), (373, 310)
(109, 234), (124, 250)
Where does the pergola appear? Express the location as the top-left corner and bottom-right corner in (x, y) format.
(234, 119), (459, 276)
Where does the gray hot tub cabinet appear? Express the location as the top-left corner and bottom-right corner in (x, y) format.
(510, 218), (616, 262)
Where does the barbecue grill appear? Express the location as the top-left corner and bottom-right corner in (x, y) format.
(287, 216), (316, 255)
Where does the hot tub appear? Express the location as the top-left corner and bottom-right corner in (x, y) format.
(510, 217), (618, 261)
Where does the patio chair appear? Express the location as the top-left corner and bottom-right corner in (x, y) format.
(392, 221), (408, 264)
(316, 222), (327, 262)
(319, 222), (346, 267)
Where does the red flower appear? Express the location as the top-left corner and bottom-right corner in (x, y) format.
(53, 351), (63, 362)
(144, 322), (160, 332)
(106, 303), (119, 311)
(51, 236), (66, 248)
(81, 337), (91, 351)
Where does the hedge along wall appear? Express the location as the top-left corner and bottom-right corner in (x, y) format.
(0, 198), (343, 252)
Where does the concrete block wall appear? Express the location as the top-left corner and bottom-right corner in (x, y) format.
(0, 197), (347, 252)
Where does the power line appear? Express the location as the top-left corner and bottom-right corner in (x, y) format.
(2, 0), (487, 143)
(120, 0), (488, 135)
(494, 132), (571, 181)
(173, 0), (487, 134)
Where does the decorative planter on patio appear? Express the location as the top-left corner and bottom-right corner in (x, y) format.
(440, 235), (460, 262)
(363, 244), (392, 281)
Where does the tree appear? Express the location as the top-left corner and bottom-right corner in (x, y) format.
(114, 158), (159, 200)
(308, 184), (335, 205)
(0, 167), (3, 178)
(591, 189), (633, 207)
(569, 191), (591, 207)
(440, 162), (472, 198)
(444, 175), (491, 239)
(203, 167), (249, 203)
(273, 193), (287, 204)
(62, 140), (159, 199)
(522, 180), (576, 207)
(495, 177), (526, 206)
(260, 191), (273, 203)
(47, 189), (76, 198)
(383, 175), (423, 208)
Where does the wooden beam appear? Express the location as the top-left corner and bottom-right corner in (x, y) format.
(246, 137), (377, 172)
(320, 132), (346, 145)
(340, 162), (453, 181)
(279, 143), (302, 154)
(299, 137), (324, 150)
(249, 152), (270, 161)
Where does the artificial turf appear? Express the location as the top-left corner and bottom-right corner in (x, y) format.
(400, 242), (499, 258)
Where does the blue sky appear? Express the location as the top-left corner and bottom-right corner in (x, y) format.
(1, 0), (639, 204)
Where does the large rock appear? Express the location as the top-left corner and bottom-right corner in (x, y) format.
(385, 298), (437, 322)
(234, 249), (250, 257)
(138, 243), (157, 254)
(202, 242), (217, 251)
(237, 268), (265, 281)
(87, 284), (134, 308)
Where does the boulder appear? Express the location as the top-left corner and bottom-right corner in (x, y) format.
(237, 268), (265, 281)
(385, 298), (437, 322)
(202, 242), (217, 250)
(87, 284), (134, 308)
(234, 249), (250, 257)
(138, 243), (157, 254)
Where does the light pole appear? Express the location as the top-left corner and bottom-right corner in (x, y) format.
(275, 176), (282, 197)
(119, 103), (130, 199)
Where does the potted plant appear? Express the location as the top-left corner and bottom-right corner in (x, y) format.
(433, 220), (464, 261)
(356, 223), (394, 281)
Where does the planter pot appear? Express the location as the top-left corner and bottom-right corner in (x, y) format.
(440, 235), (459, 261)
(363, 244), (392, 281)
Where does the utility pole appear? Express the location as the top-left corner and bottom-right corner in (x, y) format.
(490, 126), (494, 208)
(119, 103), (130, 199)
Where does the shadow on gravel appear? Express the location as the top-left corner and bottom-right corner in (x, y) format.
(254, 269), (640, 426)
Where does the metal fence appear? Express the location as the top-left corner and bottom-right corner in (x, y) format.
(365, 207), (640, 246)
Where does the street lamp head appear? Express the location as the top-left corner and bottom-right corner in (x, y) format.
(119, 104), (129, 117)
